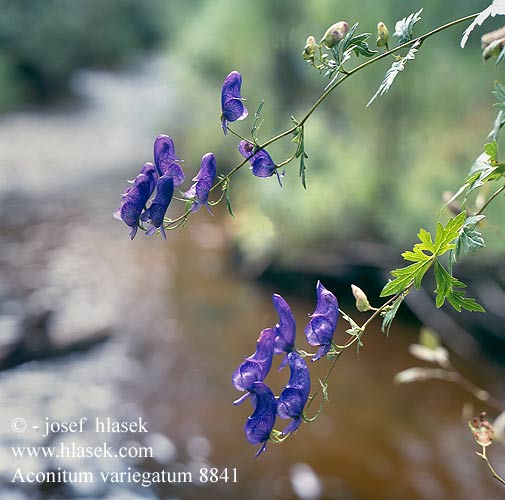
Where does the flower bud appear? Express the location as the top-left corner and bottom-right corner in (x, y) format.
(302, 35), (317, 60)
(469, 411), (494, 447)
(376, 21), (390, 48)
(321, 21), (349, 49)
(482, 38), (505, 61)
(351, 284), (371, 312)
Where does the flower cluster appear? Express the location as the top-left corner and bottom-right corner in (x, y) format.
(114, 134), (216, 239)
(115, 70), (281, 239)
(232, 281), (339, 456)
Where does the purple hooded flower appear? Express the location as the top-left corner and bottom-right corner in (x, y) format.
(114, 165), (157, 240)
(304, 281), (339, 362)
(140, 175), (174, 240)
(272, 294), (296, 370)
(221, 71), (248, 135)
(245, 382), (277, 457)
(153, 134), (185, 186)
(238, 140), (282, 185)
(183, 153), (217, 213)
(277, 352), (311, 435)
(232, 328), (275, 405)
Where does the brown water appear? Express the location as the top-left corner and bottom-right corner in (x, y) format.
(0, 58), (504, 500)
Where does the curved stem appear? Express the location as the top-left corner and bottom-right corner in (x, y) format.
(305, 288), (406, 413)
(226, 12), (479, 184)
(443, 359), (505, 412)
(227, 126), (250, 143)
(475, 183), (505, 216)
(171, 12), (479, 228)
(478, 446), (505, 486)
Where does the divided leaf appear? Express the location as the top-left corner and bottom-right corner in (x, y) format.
(434, 261), (485, 312)
(367, 40), (420, 107)
(292, 125), (308, 188)
(394, 8), (423, 44)
(381, 213), (466, 298)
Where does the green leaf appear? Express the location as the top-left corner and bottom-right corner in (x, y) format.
(433, 260), (485, 312)
(381, 259), (432, 296)
(319, 379), (329, 402)
(225, 185), (235, 217)
(251, 99), (264, 142)
(292, 125), (308, 189)
(496, 46), (505, 65)
(492, 80), (505, 104)
(393, 8), (423, 44)
(381, 213), (466, 298)
(450, 215), (486, 265)
(433, 211), (465, 254)
(484, 141), (498, 162)
(367, 40), (420, 107)
(381, 295), (404, 336)
(490, 109), (505, 141)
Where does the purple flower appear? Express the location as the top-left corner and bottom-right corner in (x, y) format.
(114, 165), (157, 240)
(183, 153), (216, 213)
(153, 134), (185, 186)
(140, 175), (174, 239)
(304, 281), (339, 361)
(221, 71), (248, 135)
(272, 294), (296, 370)
(244, 382), (277, 457)
(238, 140), (282, 185)
(277, 352), (310, 435)
(232, 328), (275, 405)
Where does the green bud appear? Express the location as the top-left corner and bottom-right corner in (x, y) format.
(482, 38), (505, 61)
(302, 35), (317, 60)
(351, 284), (371, 312)
(376, 21), (390, 48)
(321, 21), (349, 49)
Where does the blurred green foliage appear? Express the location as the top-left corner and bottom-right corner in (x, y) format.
(1, 0), (502, 266)
(0, 0), (168, 111)
(159, 0), (504, 264)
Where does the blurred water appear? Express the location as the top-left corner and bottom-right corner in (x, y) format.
(0, 56), (504, 500)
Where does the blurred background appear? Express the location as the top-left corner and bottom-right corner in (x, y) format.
(0, 0), (504, 498)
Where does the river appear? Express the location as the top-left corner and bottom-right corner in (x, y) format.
(0, 55), (504, 500)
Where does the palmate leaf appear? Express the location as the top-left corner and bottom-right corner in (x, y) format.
(381, 213), (466, 297)
(394, 8), (423, 44)
(465, 142), (505, 195)
(367, 40), (420, 107)
(434, 261), (485, 312)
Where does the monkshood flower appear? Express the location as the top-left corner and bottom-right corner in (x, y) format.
(245, 382), (277, 457)
(153, 134), (185, 186)
(140, 175), (174, 239)
(304, 281), (339, 361)
(272, 294), (296, 370)
(221, 71), (248, 135)
(114, 167), (157, 240)
(238, 140), (282, 185)
(183, 153), (217, 213)
(232, 328), (275, 405)
(277, 352), (311, 435)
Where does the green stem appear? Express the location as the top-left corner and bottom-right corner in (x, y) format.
(171, 12), (479, 225)
(232, 12), (479, 175)
(305, 288), (407, 412)
(476, 183), (505, 216)
(226, 126), (250, 143)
